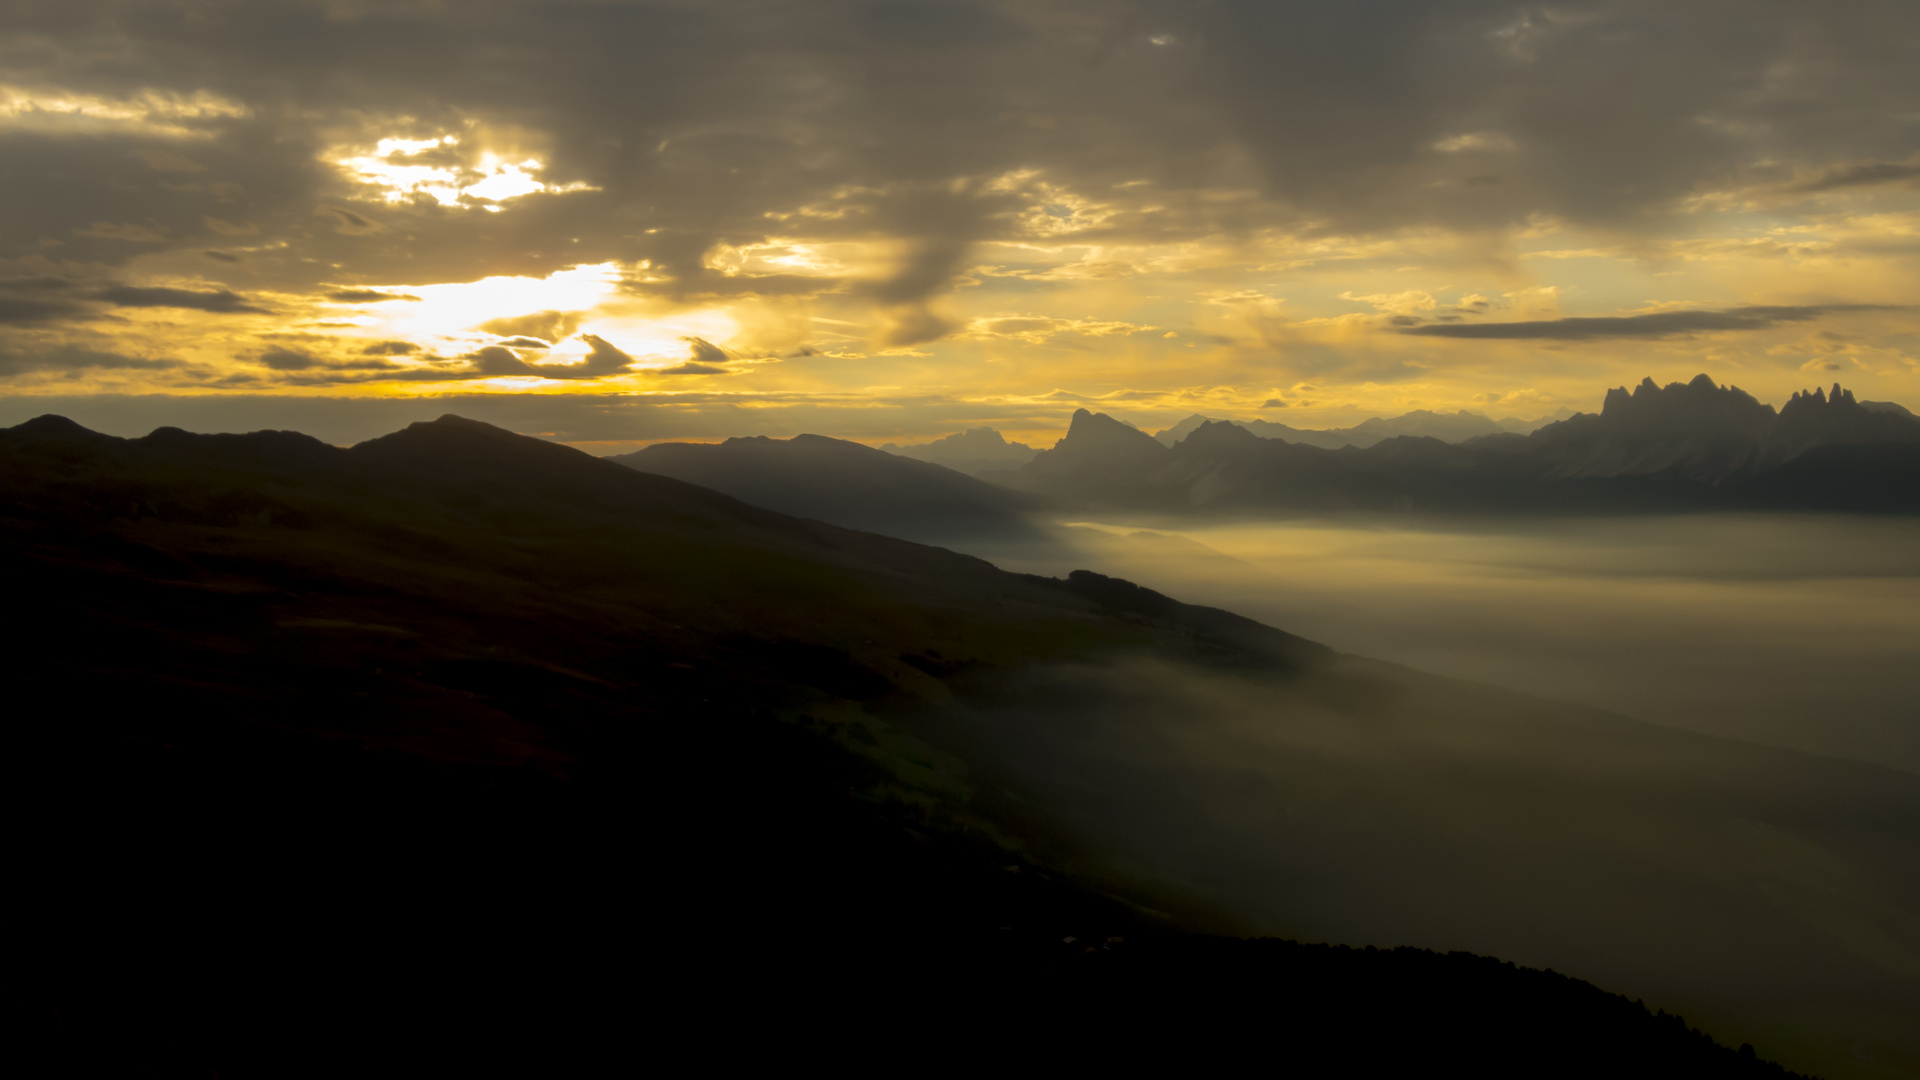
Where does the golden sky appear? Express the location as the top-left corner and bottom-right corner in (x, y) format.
(3, 1), (1917, 448)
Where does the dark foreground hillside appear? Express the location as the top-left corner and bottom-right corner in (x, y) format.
(0, 415), (1852, 1076)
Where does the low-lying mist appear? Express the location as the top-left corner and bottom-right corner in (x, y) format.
(969, 514), (1920, 775)
(914, 650), (1919, 1079)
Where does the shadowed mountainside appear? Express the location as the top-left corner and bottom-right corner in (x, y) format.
(609, 431), (1048, 544)
(7, 414), (1910, 1076)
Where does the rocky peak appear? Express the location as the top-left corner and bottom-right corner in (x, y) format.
(1780, 383), (1861, 416)
(1596, 374), (1775, 436)
(1764, 381), (1920, 465)
(1057, 409), (1162, 453)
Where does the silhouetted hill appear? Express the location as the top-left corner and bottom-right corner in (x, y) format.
(609, 432), (1045, 544)
(882, 426), (1039, 474)
(6, 414), (1903, 1076)
(1004, 377), (1920, 515)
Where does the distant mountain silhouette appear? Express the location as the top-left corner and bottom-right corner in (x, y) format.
(1015, 408), (1176, 504)
(609, 432), (1045, 544)
(6, 413), (1900, 1075)
(1154, 408), (1565, 449)
(1005, 410), (1462, 511)
(1008, 377), (1920, 514)
(881, 426), (1039, 475)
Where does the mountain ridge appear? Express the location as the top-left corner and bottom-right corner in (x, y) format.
(608, 431), (1047, 545)
(1154, 407), (1565, 449)
(1000, 376), (1920, 515)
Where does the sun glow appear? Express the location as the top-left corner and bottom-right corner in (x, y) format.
(337, 263), (745, 376)
(331, 135), (597, 209)
(348, 263), (622, 341)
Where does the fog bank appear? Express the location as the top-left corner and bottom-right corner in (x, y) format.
(979, 514), (1920, 774)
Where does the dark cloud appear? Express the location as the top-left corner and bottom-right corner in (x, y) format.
(1400, 305), (1901, 341)
(327, 289), (421, 303)
(1790, 156), (1920, 193)
(460, 335), (634, 380)
(0, 294), (88, 326)
(652, 363), (726, 376)
(490, 337), (552, 349)
(682, 337), (730, 366)
(362, 340), (420, 355)
(204, 250), (242, 263)
(573, 335), (637, 377)
(469, 345), (538, 376)
(0, 278), (90, 325)
(258, 348), (319, 370)
(0, 343), (174, 376)
(99, 286), (266, 314)
(3, 277), (80, 292)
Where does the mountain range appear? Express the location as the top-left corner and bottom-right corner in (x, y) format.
(8, 412), (1914, 1076)
(1152, 407), (1570, 449)
(880, 426), (1040, 475)
(1002, 377), (1920, 515)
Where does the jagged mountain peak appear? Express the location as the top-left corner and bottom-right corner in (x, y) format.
(1597, 375), (1773, 427)
(1783, 383), (1861, 411)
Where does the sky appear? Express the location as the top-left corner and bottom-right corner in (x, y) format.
(3, 0), (1918, 449)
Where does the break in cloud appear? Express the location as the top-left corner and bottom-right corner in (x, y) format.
(1, 0), (1917, 444)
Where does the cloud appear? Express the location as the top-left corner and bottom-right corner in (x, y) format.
(0, 283), (88, 325)
(4, 1), (1919, 406)
(99, 285), (266, 314)
(327, 289), (421, 303)
(1340, 290), (1438, 316)
(965, 314), (1152, 343)
(258, 348), (319, 371)
(461, 334), (636, 381)
(1789, 155), (1920, 194)
(478, 311), (583, 341)
(0, 343), (173, 376)
(682, 336), (730, 366)
(75, 222), (168, 242)
(575, 335), (638, 376)
(652, 363), (727, 376)
(878, 303), (955, 348)
(469, 345), (538, 376)
(130, 148), (205, 173)
(362, 340), (419, 355)
(316, 206), (382, 235)
(1400, 305), (1900, 341)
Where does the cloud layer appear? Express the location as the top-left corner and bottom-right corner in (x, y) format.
(1, 0), (1916, 438)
